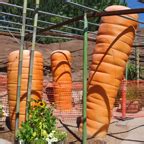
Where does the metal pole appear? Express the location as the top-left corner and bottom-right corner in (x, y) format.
(136, 47), (140, 81)
(125, 63), (128, 81)
(26, 0), (40, 120)
(82, 12), (88, 144)
(15, 0), (27, 133)
(136, 45), (140, 96)
(121, 65), (128, 119)
(122, 78), (126, 119)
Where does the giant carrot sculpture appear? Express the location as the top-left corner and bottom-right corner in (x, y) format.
(51, 50), (72, 111)
(8, 50), (43, 130)
(79, 5), (138, 138)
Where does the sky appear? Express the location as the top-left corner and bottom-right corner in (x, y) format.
(125, 0), (144, 28)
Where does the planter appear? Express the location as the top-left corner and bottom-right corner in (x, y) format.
(117, 99), (142, 113)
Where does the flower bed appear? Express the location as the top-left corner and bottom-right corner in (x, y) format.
(16, 100), (67, 144)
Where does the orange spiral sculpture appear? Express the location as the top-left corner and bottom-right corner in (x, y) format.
(51, 50), (72, 111)
(79, 5), (138, 138)
(7, 50), (43, 130)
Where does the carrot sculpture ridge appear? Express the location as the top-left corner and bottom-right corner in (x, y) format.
(51, 50), (72, 111)
(8, 50), (43, 130)
(79, 5), (138, 138)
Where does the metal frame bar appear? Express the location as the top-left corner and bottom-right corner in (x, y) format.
(0, 29), (74, 40)
(0, 12), (98, 34)
(1, 26), (144, 44)
(0, 19), (96, 39)
(65, 1), (99, 12)
(1, 25), (144, 45)
(0, 25), (31, 32)
(0, 2), (99, 26)
(38, 30), (96, 41)
(0, 25), (96, 41)
(25, 7), (144, 40)
(0, 19), (34, 29)
(135, 33), (144, 37)
(120, 15), (144, 24)
(0, 29), (20, 33)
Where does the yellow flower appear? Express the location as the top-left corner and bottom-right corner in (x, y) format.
(37, 101), (46, 108)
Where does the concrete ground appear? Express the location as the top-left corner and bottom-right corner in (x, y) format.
(57, 108), (144, 144)
(106, 117), (144, 144)
(0, 108), (144, 144)
(0, 139), (11, 144)
(120, 118), (144, 144)
(105, 108), (144, 144)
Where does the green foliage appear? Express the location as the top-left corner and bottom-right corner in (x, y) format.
(16, 100), (67, 144)
(126, 62), (144, 80)
(127, 63), (137, 80)
(3, 0), (126, 44)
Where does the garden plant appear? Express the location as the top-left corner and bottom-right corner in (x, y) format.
(16, 100), (67, 144)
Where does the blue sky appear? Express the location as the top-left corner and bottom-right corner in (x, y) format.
(125, 0), (144, 28)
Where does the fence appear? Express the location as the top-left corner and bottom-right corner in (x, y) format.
(43, 81), (83, 124)
(0, 72), (144, 128)
(43, 79), (144, 122)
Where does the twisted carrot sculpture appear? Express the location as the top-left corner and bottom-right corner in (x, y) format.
(79, 5), (138, 138)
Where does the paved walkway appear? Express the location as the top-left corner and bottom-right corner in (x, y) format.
(106, 116), (144, 144)
(0, 109), (144, 144)
(0, 139), (11, 144)
(120, 118), (144, 144)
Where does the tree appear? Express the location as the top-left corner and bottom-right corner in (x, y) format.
(2, 0), (127, 43)
(7, 0), (127, 28)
